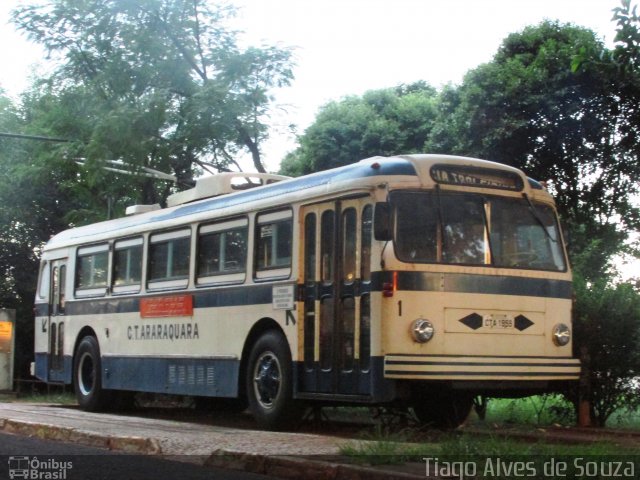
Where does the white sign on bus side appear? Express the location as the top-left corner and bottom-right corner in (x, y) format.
(272, 285), (295, 310)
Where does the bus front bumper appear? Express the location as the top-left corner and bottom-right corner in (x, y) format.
(384, 354), (580, 381)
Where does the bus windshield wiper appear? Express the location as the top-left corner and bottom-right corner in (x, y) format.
(523, 193), (557, 243)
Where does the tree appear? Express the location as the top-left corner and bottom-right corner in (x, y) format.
(12, 0), (294, 206)
(0, 90), (74, 377)
(427, 21), (639, 280)
(280, 82), (437, 175)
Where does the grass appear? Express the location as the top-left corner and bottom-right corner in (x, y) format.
(338, 424), (440, 465)
(477, 394), (576, 427)
(475, 394), (640, 430)
(338, 396), (640, 467)
(12, 391), (77, 405)
(339, 429), (640, 469)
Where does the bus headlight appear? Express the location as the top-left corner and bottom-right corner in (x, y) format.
(411, 318), (434, 343)
(552, 323), (571, 346)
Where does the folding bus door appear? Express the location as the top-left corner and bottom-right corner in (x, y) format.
(299, 199), (373, 396)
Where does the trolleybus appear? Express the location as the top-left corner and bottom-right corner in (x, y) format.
(33, 154), (580, 429)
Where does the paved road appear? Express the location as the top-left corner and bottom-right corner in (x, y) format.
(0, 431), (277, 480)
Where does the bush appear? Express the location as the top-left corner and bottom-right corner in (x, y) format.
(573, 277), (640, 426)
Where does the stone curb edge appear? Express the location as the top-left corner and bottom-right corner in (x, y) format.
(0, 418), (426, 480)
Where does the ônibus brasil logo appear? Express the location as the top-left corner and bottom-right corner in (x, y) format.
(8, 456), (72, 480)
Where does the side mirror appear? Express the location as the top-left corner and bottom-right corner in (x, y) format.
(374, 202), (393, 241)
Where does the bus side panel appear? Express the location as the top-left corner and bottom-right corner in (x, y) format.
(64, 294), (297, 398)
(101, 357), (240, 397)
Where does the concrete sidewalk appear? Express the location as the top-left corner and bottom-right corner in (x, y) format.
(0, 403), (428, 479)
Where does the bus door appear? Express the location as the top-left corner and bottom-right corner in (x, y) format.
(47, 259), (67, 381)
(299, 199), (373, 396)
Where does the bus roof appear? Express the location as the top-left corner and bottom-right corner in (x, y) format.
(43, 154), (542, 251)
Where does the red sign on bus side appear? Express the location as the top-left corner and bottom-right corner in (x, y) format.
(140, 295), (193, 318)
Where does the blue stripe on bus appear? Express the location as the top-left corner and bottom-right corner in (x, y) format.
(34, 272), (570, 318)
(61, 283), (273, 316)
(373, 271), (572, 299)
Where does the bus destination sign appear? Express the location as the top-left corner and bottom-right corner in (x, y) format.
(430, 164), (523, 191)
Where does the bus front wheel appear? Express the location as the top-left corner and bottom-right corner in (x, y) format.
(73, 336), (111, 411)
(246, 330), (301, 430)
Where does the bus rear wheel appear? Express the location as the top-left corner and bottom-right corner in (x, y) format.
(246, 331), (301, 430)
(73, 336), (111, 411)
(411, 389), (473, 429)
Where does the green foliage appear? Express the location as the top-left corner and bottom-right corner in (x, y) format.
(11, 0), (294, 196)
(0, 91), (73, 377)
(573, 276), (640, 427)
(427, 21), (639, 279)
(0, 0), (294, 378)
(439, 434), (635, 457)
(280, 82), (437, 175)
(480, 395), (576, 426)
(339, 429), (435, 466)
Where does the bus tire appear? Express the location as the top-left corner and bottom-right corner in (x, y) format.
(412, 390), (473, 429)
(246, 330), (301, 430)
(73, 336), (111, 411)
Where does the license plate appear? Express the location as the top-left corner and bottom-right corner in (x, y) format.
(483, 314), (514, 329)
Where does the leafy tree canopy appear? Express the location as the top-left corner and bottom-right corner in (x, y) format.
(427, 21), (639, 280)
(280, 82), (437, 176)
(12, 0), (294, 209)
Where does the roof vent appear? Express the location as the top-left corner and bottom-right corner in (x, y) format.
(167, 172), (290, 208)
(125, 204), (161, 216)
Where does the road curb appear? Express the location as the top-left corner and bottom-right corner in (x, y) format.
(0, 417), (425, 479)
(0, 418), (162, 454)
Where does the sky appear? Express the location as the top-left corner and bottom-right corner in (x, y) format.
(0, 0), (621, 171)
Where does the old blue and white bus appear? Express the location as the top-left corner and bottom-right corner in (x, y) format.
(33, 154), (580, 429)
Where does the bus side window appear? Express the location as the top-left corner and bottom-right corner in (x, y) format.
(59, 265), (66, 312)
(112, 237), (143, 294)
(255, 210), (292, 279)
(148, 229), (191, 290)
(51, 265), (66, 315)
(76, 244), (109, 297)
(38, 262), (50, 300)
(197, 218), (248, 285)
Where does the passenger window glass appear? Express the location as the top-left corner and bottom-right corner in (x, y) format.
(342, 208), (357, 283)
(198, 224), (248, 278)
(304, 213), (316, 284)
(76, 246), (108, 289)
(38, 262), (50, 299)
(59, 265), (66, 309)
(113, 239), (142, 286)
(149, 231), (191, 281)
(361, 205), (372, 283)
(321, 210), (334, 284)
(256, 216), (292, 271)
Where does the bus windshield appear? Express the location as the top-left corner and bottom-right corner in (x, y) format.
(392, 191), (566, 271)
